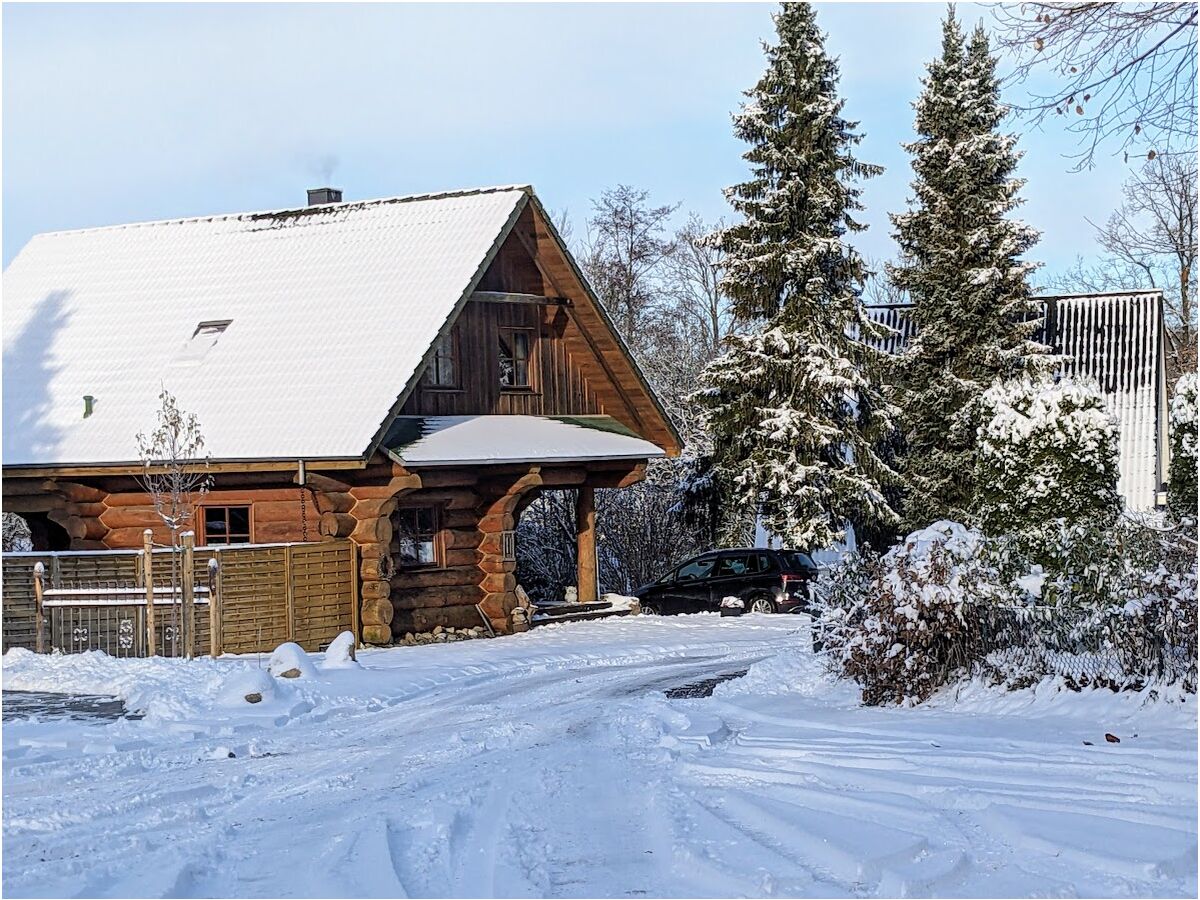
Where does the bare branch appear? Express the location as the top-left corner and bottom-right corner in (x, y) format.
(992, 2), (1197, 168)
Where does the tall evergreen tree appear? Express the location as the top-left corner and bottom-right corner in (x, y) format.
(888, 10), (1049, 527)
(696, 2), (898, 551)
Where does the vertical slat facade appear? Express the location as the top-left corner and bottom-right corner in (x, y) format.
(863, 291), (1167, 510)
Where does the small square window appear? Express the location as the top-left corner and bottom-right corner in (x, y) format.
(396, 506), (441, 568)
(499, 329), (531, 389)
(175, 320), (231, 366)
(202, 505), (252, 545)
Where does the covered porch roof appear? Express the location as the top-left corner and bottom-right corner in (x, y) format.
(382, 415), (665, 468)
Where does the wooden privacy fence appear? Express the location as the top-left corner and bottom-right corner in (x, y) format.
(2, 539), (358, 657)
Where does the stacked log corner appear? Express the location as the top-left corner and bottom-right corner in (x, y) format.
(474, 468), (542, 636)
(345, 472), (419, 646)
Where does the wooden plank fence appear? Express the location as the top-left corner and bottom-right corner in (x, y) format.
(1, 540), (358, 656)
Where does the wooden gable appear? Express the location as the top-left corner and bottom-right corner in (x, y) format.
(398, 200), (681, 455)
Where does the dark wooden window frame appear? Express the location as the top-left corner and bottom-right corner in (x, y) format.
(424, 329), (462, 391)
(395, 504), (445, 570)
(198, 504), (253, 546)
(498, 326), (535, 392)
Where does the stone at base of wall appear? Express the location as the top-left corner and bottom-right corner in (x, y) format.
(399, 625), (490, 646)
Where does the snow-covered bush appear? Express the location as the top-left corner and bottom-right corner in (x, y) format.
(1168, 373), (1197, 518)
(267, 642), (318, 680)
(819, 516), (1197, 701)
(974, 376), (1121, 544)
(1035, 515), (1197, 689)
(818, 521), (1020, 705)
(2, 513), (33, 552)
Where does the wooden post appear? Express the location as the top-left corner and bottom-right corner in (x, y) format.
(576, 485), (597, 604)
(284, 544), (296, 643)
(182, 530), (196, 660)
(32, 562), (46, 654)
(350, 541), (361, 649)
(143, 529), (156, 657)
(208, 556), (222, 658)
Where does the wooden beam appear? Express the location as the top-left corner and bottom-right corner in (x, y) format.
(298, 471), (352, 493)
(471, 291), (570, 306)
(576, 485), (598, 604)
(5, 458), (366, 478)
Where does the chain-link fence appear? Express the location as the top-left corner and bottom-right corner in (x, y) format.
(968, 603), (1196, 692)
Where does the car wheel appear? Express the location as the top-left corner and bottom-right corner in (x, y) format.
(747, 595), (776, 615)
(640, 602), (660, 616)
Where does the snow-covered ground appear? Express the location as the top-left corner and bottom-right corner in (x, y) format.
(3, 614), (1196, 899)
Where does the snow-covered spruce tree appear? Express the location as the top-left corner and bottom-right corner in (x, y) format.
(1168, 372), (1198, 518)
(974, 376), (1121, 544)
(888, 12), (1050, 528)
(695, 2), (898, 551)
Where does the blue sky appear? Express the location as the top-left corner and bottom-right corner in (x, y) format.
(3, 2), (1131, 278)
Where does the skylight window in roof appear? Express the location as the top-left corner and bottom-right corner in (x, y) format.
(175, 319), (231, 366)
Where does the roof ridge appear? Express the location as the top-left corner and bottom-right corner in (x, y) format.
(29, 184), (533, 240)
(1037, 288), (1163, 300)
(865, 287), (1164, 311)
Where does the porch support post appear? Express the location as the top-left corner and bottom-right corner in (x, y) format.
(349, 467), (422, 646)
(576, 485), (597, 604)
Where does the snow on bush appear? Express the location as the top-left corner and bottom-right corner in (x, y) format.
(1038, 515), (1197, 689)
(267, 642), (318, 679)
(1168, 372), (1197, 518)
(975, 376), (1121, 542)
(216, 669), (278, 707)
(820, 515), (1198, 702)
(818, 521), (1019, 706)
(322, 631), (360, 669)
(2, 512), (32, 552)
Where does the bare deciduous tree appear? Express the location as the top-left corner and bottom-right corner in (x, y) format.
(992, 2), (1197, 168)
(861, 255), (909, 307)
(135, 388), (212, 652)
(580, 185), (679, 347)
(1046, 156), (1197, 376)
(1096, 156), (1197, 373)
(136, 388), (213, 548)
(665, 214), (736, 357)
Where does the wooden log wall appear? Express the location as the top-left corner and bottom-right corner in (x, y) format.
(3, 478), (322, 551)
(388, 484), (486, 636)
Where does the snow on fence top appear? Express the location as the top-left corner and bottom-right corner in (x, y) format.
(3, 186), (531, 465)
(865, 291), (1169, 511)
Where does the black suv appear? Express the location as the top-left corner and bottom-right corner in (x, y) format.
(633, 548), (819, 616)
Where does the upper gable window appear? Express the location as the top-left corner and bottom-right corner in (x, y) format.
(425, 332), (459, 389)
(499, 328), (531, 389)
(175, 320), (231, 366)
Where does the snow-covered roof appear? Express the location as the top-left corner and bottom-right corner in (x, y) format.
(383, 415), (665, 467)
(3, 186), (531, 466)
(865, 291), (1169, 510)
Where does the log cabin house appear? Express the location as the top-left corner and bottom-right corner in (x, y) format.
(2, 185), (681, 642)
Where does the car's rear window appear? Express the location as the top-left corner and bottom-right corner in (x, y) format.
(779, 551), (816, 571)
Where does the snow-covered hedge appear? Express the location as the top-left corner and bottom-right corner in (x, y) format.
(817, 521), (1021, 705)
(2, 512), (32, 552)
(1168, 373), (1197, 518)
(819, 517), (1198, 703)
(974, 376), (1121, 542)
